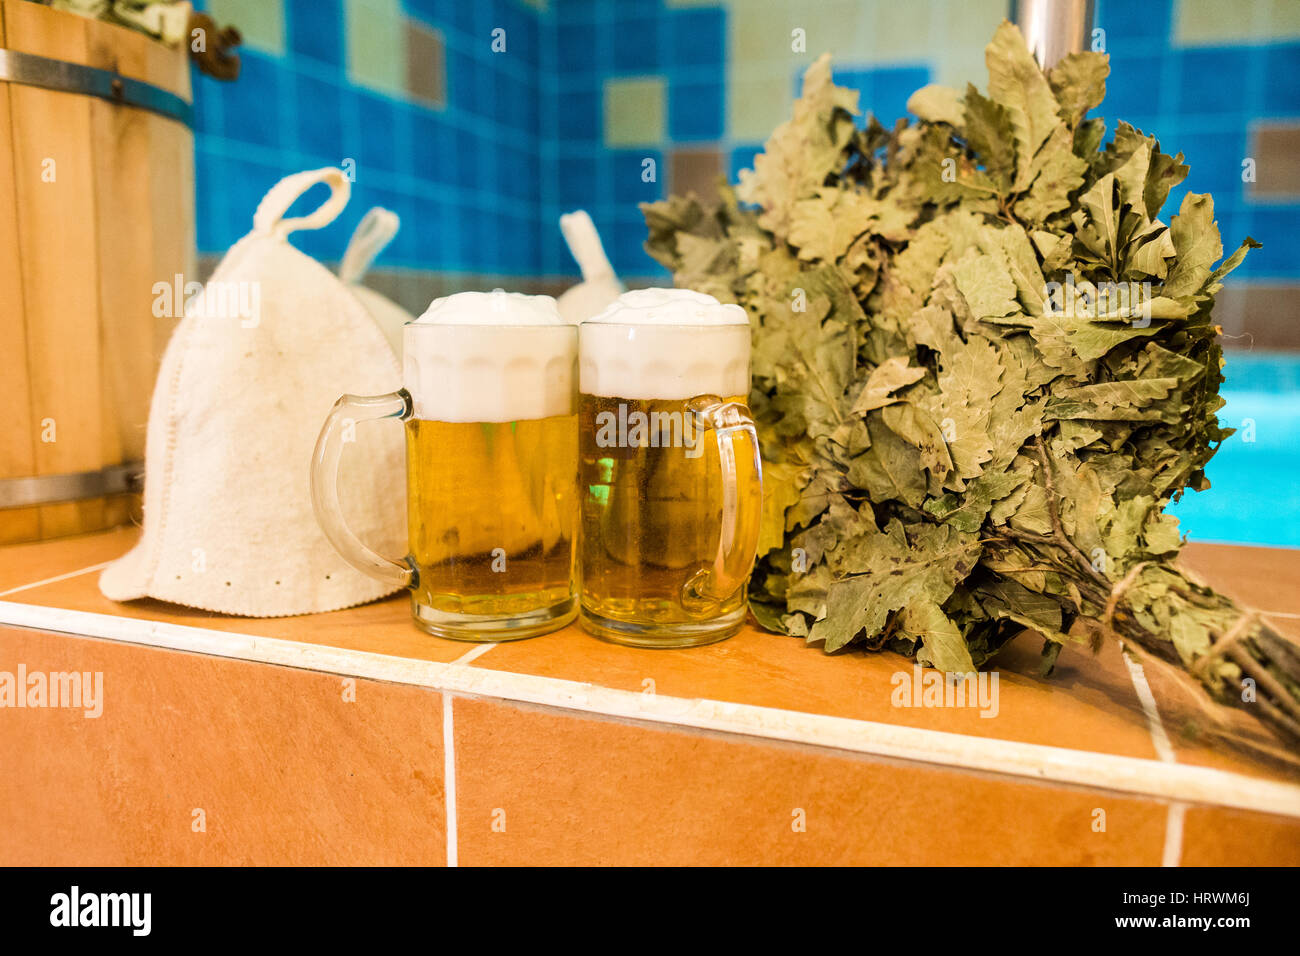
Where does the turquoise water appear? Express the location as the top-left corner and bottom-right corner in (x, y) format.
(1167, 353), (1300, 549)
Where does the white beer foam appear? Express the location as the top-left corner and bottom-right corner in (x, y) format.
(580, 289), (751, 400)
(413, 289), (561, 326)
(404, 291), (575, 422)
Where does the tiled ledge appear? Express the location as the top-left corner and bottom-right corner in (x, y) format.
(1, 528), (1297, 865)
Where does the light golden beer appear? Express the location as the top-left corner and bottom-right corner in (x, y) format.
(312, 292), (579, 642)
(577, 288), (761, 647)
(579, 393), (760, 641)
(407, 414), (577, 620)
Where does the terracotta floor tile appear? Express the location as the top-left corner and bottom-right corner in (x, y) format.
(1179, 806), (1300, 866)
(0, 526), (138, 592)
(0, 526), (473, 665)
(451, 696), (1168, 866)
(1179, 543), (1300, 639)
(0, 626), (446, 865)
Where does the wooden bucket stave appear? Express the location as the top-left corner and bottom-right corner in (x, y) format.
(0, 0), (195, 544)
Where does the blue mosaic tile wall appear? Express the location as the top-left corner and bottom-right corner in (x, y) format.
(189, 0), (1300, 285)
(1094, 0), (1300, 283)
(192, 0), (546, 277)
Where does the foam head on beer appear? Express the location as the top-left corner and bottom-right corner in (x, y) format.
(580, 288), (750, 401)
(404, 289), (574, 423)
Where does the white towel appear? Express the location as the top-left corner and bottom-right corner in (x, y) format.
(556, 210), (623, 324)
(339, 206), (414, 357)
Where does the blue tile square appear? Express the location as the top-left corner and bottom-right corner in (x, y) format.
(527, 216), (547, 276)
(224, 157), (284, 243)
(557, 89), (598, 141)
(729, 143), (763, 183)
(491, 68), (512, 127)
(556, 0), (599, 28)
(455, 130), (484, 190)
(1102, 55), (1165, 121)
(669, 7), (724, 70)
(412, 195), (444, 267)
(451, 0), (480, 37)
(875, 65), (929, 125)
(192, 72), (219, 135)
(557, 21), (598, 71)
(540, 212), (568, 276)
(220, 50), (281, 150)
(295, 73), (345, 160)
(494, 72), (534, 139)
(834, 64), (928, 127)
(823, 67), (870, 102)
(496, 145), (535, 202)
(1163, 177), (1197, 223)
(669, 79), (723, 141)
(411, 111), (458, 186)
(404, 0), (444, 24)
(1178, 130), (1248, 204)
(516, 5), (540, 68)
(611, 0), (660, 16)
(496, 0), (535, 67)
(1175, 47), (1253, 117)
(1096, 0), (1172, 57)
(483, 0), (508, 32)
(1096, 0), (1172, 38)
(380, 190), (420, 265)
(288, 222), (340, 262)
(497, 211), (534, 273)
(558, 157), (598, 208)
(612, 215), (652, 274)
(614, 16), (662, 71)
(611, 149), (663, 204)
(521, 84), (542, 141)
(438, 206), (464, 270)
(448, 49), (481, 113)
(289, 0), (342, 66)
(1240, 206), (1300, 279)
(478, 213), (501, 270)
(353, 92), (402, 175)
(194, 146), (224, 254)
(1262, 44), (1300, 114)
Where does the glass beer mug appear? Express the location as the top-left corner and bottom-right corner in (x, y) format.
(578, 289), (763, 647)
(312, 291), (579, 641)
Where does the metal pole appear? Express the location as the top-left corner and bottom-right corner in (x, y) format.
(1010, 0), (1095, 69)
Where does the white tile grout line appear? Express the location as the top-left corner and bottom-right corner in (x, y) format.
(443, 646), (496, 867)
(443, 695), (457, 868)
(1122, 651), (1187, 867)
(3, 599), (1300, 820)
(1163, 802), (1187, 868)
(451, 642), (499, 667)
(1122, 653), (1177, 764)
(0, 562), (113, 598)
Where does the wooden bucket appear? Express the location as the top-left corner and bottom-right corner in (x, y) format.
(0, 0), (195, 544)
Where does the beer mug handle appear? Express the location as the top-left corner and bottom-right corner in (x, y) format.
(310, 389), (415, 589)
(684, 397), (763, 607)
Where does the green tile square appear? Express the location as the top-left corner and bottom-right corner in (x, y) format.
(345, 0), (407, 95)
(605, 76), (666, 147)
(208, 0), (285, 56)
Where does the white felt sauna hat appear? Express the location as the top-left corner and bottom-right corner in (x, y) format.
(100, 168), (406, 616)
(556, 210), (624, 324)
(339, 206), (414, 357)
